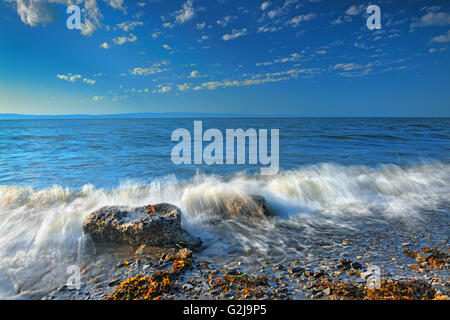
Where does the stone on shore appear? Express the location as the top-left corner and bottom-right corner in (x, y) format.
(223, 194), (275, 218)
(83, 203), (202, 249)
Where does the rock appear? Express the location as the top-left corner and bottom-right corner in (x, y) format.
(323, 288), (332, 295)
(274, 264), (284, 270)
(108, 279), (120, 287)
(313, 270), (327, 278)
(401, 242), (410, 247)
(176, 248), (192, 260)
(337, 259), (361, 270)
(83, 203), (202, 249)
(223, 194), (275, 218)
(135, 245), (177, 264)
(267, 280), (277, 287)
(183, 283), (193, 291)
(226, 269), (239, 276)
(289, 267), (305, 275)
(57, 285), (68, 292)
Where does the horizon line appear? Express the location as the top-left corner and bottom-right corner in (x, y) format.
(0, 112), (449, 119)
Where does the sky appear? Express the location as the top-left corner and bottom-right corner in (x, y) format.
(0, 0), (449, 116)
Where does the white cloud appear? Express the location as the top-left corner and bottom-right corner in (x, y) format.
(333, 63), (362, 71)
(258, 25), (281, 33)
(198, 35), (209, 43)
(116, 21), (143, 32)
(57, 74), (81, 82)
(7, 0), (123, 36)
(175, 0), (196, 24)
(80, 0), (103, 36)
(289, 13), (316, 27)
(130, 67), (165, 76)
(191, 68), (321, 91)
(345, 5), (363, 16)
(189, 70), (200, 78)
(222, 28), (247, 41)
(332, 62), (373, 77)
(151, 31), (161, 38)
(12, 0), (56, 27)
(217, 16), (236, 27)
(177, 83), (190, 91)
(57, 73), (96, 85)
(264, 0), (303, 20)
(100, 42), (110, 49)
(267, 9), (281, 19)
(92, 95), (105, 102)
(196, 22), (205, 30)
(431, 29), (450, 43)
(158, 86), (172, 93)
(413, 12), (450, 28)
(162, 44), (172, 50)
(256, 53), (301, 67)
(104, 0), (124, 10)
(83, 78), (96, 85)
(198, 76), (283, 91)
(112, 33), (137, 45)
(80, 19), (97, 37)
(261, 1), (271, 11)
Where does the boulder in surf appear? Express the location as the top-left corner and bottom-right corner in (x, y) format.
(224, 194), (275, 218)
(83, 203), (202, 249)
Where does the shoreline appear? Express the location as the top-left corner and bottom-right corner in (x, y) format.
(42, 220), (449, 301)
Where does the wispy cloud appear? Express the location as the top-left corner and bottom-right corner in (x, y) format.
(217, 16), (236, 27)
(100, 42), (110, 49)
(411, 11), (450, 28)
(112, 34), (137, 45)
(431, 29), (450, 43)
(57, 73), (95, 85)
(261, 1), (271, 11)
(130, 67), (166, 76)
(57, 74), (81, 82)
(188, 70), (200, 78)
(222, 28), (247, 41)
(116, 21), (143, 32)
(6, 0), (125, 36)
(174, 0), (197, 24)
(288, 13), (317, 27)
(256, 53), (301, 67)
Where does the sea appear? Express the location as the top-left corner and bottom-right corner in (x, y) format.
(0, 118), (448, 298)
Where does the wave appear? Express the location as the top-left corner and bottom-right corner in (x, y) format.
(1, 161), (448, 218)
(0, 162), (449, 297)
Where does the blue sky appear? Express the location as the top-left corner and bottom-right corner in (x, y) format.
(0, 0), (449, 116)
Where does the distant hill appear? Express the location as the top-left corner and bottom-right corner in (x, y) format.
(0, 113), (295, 120)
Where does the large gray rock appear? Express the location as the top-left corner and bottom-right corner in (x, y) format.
(224, 194), (275, 218)
(83, 203), (202, 249)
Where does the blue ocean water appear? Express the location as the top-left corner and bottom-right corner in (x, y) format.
(0, 118), (448, 189)
(0, 118), (449, 298)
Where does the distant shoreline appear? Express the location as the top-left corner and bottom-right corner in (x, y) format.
(0, 113), (295, 120)
(0, 113), (448, 120)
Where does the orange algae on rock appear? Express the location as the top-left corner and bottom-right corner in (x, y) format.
(108, 248), (194, 300)
(319, 278), (442, 300)
(108, 272), (172, 300)
(403, 247), (449, 269)
(208, 273), (270, 299)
